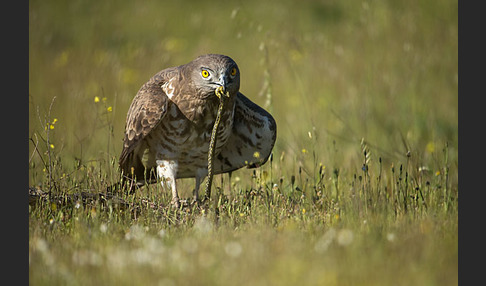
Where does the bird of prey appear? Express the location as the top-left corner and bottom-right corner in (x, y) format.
(119, 54), (276, 207)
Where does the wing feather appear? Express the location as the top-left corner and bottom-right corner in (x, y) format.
(214, 92), (277, 174)
(119, 68), (177, 175)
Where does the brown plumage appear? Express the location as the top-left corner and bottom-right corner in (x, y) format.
(119, 54), (276, 207)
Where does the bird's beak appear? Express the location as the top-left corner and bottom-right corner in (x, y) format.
(215, 86), (228, 99)
(215, 76), (230, 98)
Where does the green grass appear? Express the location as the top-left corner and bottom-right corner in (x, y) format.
(29, 0), (457, 285)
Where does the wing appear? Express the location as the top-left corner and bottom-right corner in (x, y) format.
(214, 92), (277, 174)
(119, 67), (178, 176)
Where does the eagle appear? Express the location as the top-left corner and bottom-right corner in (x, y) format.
(119, 54), (277, 207)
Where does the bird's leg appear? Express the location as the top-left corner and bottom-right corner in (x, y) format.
(168, 178), (180, 208)
(227, 171), (232, 193)
(193, 169), (207, 204)
(193, 176), (201, 203)
(157, 160), (180, 208)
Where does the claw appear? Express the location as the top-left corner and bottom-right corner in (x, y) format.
(171, 197), (181, 209)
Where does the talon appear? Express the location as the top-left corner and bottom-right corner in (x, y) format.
(171, 197), (181, 208)
(191, 198), (201, 207)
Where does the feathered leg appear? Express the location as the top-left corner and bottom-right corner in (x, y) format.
(157, 160), (180, 208)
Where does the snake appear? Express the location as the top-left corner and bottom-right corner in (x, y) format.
(203, 86), (229, 202)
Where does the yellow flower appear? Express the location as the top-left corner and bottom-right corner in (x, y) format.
(49, 124), (55, 130)
(302, 208), (306, 215)
(50, 144), (55, 149)
(302, 148), (308, 154)
(253, 151), (260, 158)
(94, 96), (100, 103)
(102, 97), (107, 103)
(426, 142), (435, 153)
(107, 106), (113, 112)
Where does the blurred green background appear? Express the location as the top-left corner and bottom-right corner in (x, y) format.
(29, 0), (457, 188)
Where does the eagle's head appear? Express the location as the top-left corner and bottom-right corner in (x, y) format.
(185, 54), (240, 100)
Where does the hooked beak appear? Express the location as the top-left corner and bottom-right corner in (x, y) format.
(215, 85), (229, 99)
(214, 75), (230, 98)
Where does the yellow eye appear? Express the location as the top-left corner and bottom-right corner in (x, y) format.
(230, 67), (237, 77)
(201, 69), (210, 78)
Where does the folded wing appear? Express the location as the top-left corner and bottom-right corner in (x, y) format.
(119, 68), (177, 180)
